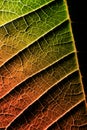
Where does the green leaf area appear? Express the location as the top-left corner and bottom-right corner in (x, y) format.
(0, 0), (87, 129)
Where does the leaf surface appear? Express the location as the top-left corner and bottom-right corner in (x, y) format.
(0, 0), (86, 129)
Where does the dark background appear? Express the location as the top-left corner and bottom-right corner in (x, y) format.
(67, 0), (87, 100)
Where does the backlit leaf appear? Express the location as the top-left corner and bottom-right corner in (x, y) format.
(0, 0), (86, 129)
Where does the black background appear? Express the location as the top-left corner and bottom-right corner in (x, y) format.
(67, 0), (87, 99)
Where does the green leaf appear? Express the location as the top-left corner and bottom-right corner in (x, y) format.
(0, 0), (54, 26)
(0, 0), (86, 129)
(0, 0), (67, 67)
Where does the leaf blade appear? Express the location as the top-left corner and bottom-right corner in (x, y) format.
(0, 0), (86, 129)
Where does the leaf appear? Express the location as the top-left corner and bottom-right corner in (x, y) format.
(0, 0), (54, 26)
(48, 101), (87, 130)
(0, 0), (86, 129)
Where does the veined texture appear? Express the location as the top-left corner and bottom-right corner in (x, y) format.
(0, 0), (87, 130)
